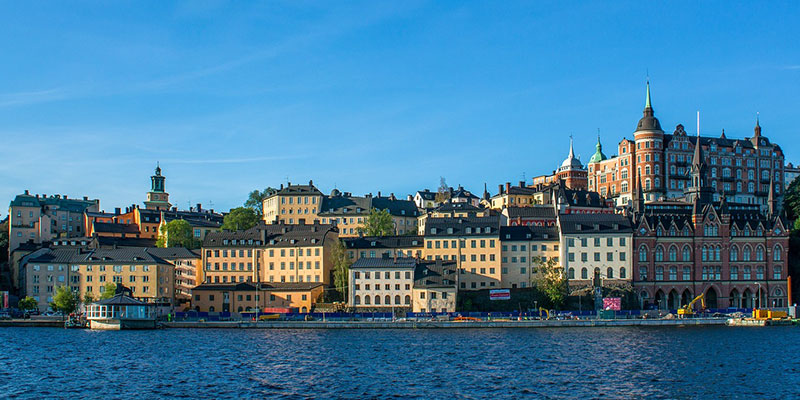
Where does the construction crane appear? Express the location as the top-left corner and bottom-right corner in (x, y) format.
(677, 293), (705, 317)
(538, 307), (551, 320)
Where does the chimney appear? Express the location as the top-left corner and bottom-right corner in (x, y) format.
(519, 181), (525, 188)
(196, 203), (202, 212)
(407, 195), (413, 201)
(287, 181), (291, 187)
(506, 182), (511, 193)
(498, 184), (504, 195)
(390, 193), (396, 200)
(115, 207), (121, 215)
(83, 196), (88, 200)
(309, 179), (313, 186)
(63, 194), (68, 199)
(280, 183), (284, 190)
(378, 191), (382, 198)
(24, 189), (29, 195)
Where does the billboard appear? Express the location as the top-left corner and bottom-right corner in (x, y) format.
(603, 297), (621, 311)
(489, 289), (511, 301)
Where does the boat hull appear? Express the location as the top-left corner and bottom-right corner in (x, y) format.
(89, 318), (157, 330)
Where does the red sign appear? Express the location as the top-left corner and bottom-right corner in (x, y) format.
(489, 289), (511, 301)
(603, 297), (621, 311)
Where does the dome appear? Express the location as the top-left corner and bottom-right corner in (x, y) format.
(559, 137), (583, 170)
(635, 81), (663, 133)
(588, 136), (607, 164)
(330, 188), (341, 197)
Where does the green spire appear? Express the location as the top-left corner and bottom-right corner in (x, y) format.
(589, 131), (607, 164)
(645, 80), (652, 109)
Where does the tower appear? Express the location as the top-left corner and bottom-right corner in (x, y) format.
(555, 136), (588, 190)
(144, 163), (171, 211)
(633, 80), (666, 201)
(684, 134), (713, 205)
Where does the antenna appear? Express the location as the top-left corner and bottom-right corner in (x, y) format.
(696, 111), (700, 137)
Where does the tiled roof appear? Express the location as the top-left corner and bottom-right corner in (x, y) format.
(25, 248), (81, 264)
(505, 206), (556, 219)
(203, 222), (336, 248)
(351, 257), (418, 269)
(9, 194), (97, 212)
(426, 216), (500, 237)
(435, 202), (481, 213)
(414, 260), (457, 289)
(415, 190), (437, 201)
(343, 235), (424, 249)
(559, 213), (633, 234)
(320, 194), (419, 217)
(499, 226), (560, 241)
(92, 221), (140, 234)
(192, 282), (257, 292)
(147, 247), (200, 260)
(371, 196), (419, 217)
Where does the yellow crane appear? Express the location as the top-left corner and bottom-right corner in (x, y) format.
(677, 293), (705, 317)
(538, 307), (551, 320)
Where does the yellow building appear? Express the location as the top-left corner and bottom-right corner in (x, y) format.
(21, 247), (175, 311)
(262, 181), (324, 225)
(422, 215), (501, 290)
(490, 182), (542, 210)
(318, 190), (419, 237)
(499, 226), (560, 289)
(191, 282), (324, 313)
(201, 221), (338, 286)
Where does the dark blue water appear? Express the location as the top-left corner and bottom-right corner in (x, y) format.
(1, 326), (799, 399)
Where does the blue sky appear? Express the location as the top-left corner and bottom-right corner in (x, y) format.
(1, 1), (798, 214)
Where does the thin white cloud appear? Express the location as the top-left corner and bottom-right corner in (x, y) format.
(0, 87), (71, 107)
(783, 65), (800, 70)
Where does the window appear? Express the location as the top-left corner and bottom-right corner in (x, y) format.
(774, 266), (782, 280)
(655, 267), (663, 281)
(774, 245), (782, 261)
(619, 267), (626, 279)
(639, 266), (647, 280)
(639, 246), (647, 262)
(683, 246), (691, 261)
(683, 267), (691, 281)
(655, 247), (664, 262)
(580, 268), (587, 279)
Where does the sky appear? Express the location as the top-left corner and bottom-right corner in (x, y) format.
(0, 1), (799, 214)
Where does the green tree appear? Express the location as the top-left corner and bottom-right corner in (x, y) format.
(533, 258), (567, 310)
(245, 187), (277, 215)
(18, 296), (38, 311)
(358, 208), (394, 237)
(50, 286), (78, 315)
(99, 283), (118, 300)
(784, 178), (800, 223)
(331, 239), (351, 300)
(221, 207), (260, 231)
(0, 219), (8, 263)
(156, 219), (198, 248)
(83, 291), (96, 305)
(435, 177), (451, 204)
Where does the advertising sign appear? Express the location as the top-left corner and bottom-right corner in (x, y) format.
(603, 297), (621, 311)
(489, 289), (511, 301)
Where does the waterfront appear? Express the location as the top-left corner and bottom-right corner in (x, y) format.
(2, 327), (800, 399)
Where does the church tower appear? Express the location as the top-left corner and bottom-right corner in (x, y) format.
(144, 163), (171, 210)
(633, 81), (666, 201)
(555, 136), (588, 190)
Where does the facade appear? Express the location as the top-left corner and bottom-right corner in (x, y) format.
(502, 206), (557, 227)
(191, 282), (324, 313)
(490, 182), (540, 209)
(632, 134), (790, 310)
(21, 247), (175, 311)
(144, 164), (171, 211)
(531, 138), (588, 191)
(343, 235), (424, 261)
(499, 226), (560, 289)
(412, 260), (457, 313)
(262, 181), (324, 225)
(349, 257), (416, 309)
(414, 189), (438, 210)
(423, 216), (501, 290)
(318, 191), (419, 237)
(560, 213), (633, 287)
(8, 191), (100, 253)
(200, 221), (338, 286)
(587, 83), (786, 211)
(147, 247), (201, 310)
(785, 162), (800, 189)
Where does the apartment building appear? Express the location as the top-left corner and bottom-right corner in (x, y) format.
(499, 226), (560, 289)
(262, 181), (324, 224)
(423, 215), (501, 290)
(343, 235), (424, 261)
(318, 190), (419, 237)
(560, 214), (633, 287)
(191, 282), (324, 313)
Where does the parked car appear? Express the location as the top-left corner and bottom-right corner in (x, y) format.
(0, 312), (11, 320)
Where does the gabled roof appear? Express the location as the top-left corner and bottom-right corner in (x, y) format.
(559, 214), (633, 234)
(426, 216), (500, 237)
(414, 260), (457, 289)
(351, 257), (418, 269)
(147, 247), (200, 260)
(499, 226), (560, 241)
(415, 190), (437, 201)
(505, 206), (556, 219)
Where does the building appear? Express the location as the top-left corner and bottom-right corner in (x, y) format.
(531, 138), (588, 191)
(158, 207), (224, 242)
(587, 82), (786, 211)
(490, 182), (540, 209)
(8, 191), (99, 253)
(144, 164), (171, 211)
(147, 247), (201, 310)
(414, 189), (438, 210)
(191, 282), (324, 313)
(423, 215), (501, 290)
(318, 191), (419, 237)
(200, 221), (338, 286)
(499, 225), (560, 289)
(343, 235), (424, 261)
(262, 181), (324, 225)
(785, 162), (800, 189)
(560, 213), (633, 287)
(501, 206), (557, 227)
(632, 134), (790, 310)
(20, 247), (176, 312)
(348, 257), (457, 313)
(349, 257), (417, 309)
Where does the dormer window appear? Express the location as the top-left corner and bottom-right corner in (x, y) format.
(505, 234), (511, 239)
(542, 234), (547, 239)
(412, 240), (418, 246)
(371, 241), (377, 246)
(576, 225), (582, 231)
(430, 228), (437, 234)
(465, 227), (472, 234)
(223, 240), (229, 245)
(447, 228), (453, 234)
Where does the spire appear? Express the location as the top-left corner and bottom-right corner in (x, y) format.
(768, 171), (775, 216)
(589, 130), (607, 163)
(645, 79), (652, 109)
(633, 169), (645, 214)
(754, 112), (762, 137)
(692, 134), (703, 168)
(635, 80), (662, 132)
(568, 135), (575, 158)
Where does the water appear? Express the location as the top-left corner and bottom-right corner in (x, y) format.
(1, 326), (799, 399)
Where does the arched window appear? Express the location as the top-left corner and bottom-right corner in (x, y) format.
(702, 246), (708, 261)
(607, 267), (614, 279)
(354, 295), (361, 305)
(404, 295), (411, 305)
(669, 227), (677, 236)
(756, 246), (764, 261)
(581, 268), (588, 279)
(237, 306), (243, 312)
(568, 268), (575, 279)
(743, 246), (751, 261)
(730, 266), (738, 280)
(730, 246), (738, 261)
(657, 227), (663, 236)
(715, 246), (721, 261)
(669, 246), (677, 262)
(683, 227), (690, 236)
(385, 295), (391, 305)
(774, 245), (782, 261)
(619, 267), (626, 279)
(682, 246), (691, 261)
(209, 306), (215, 312)
(639, 246), (648, 262)
(669, 266), (677, 280)
(655, 246), (664, 262)
(744, 226), (750, 236)
(365, 296), (371, 305)
(374, 295), (381, 305)
(682, 266), (691, 281)
(395, 295), (401, 305)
